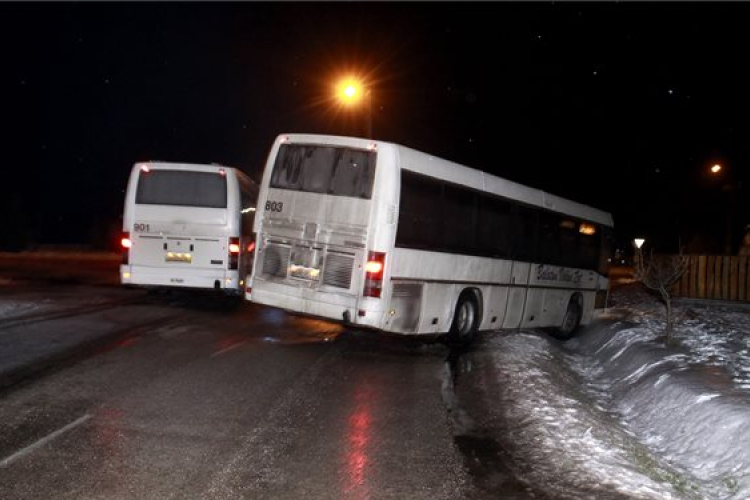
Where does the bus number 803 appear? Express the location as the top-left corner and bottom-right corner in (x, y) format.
(265, 201), (284, 213)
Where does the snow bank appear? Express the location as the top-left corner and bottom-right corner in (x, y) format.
(566, 286), (750, 499)
(453, 331), (688, 499)
(452, 282), (750, 499)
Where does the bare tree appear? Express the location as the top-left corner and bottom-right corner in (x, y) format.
(634, 248), (689, 343)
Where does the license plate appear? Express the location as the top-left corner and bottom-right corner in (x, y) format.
(289, 246), (321, 281)
(166, 252), (192, 263)
(289, 264), (321, 281)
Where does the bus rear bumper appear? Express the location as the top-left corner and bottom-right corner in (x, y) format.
(250, 285), (384, 329)
(120, 265), (240, 293)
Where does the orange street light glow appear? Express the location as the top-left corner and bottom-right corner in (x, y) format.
(336, 77), (366, 106)
(343, 85), (357, 99)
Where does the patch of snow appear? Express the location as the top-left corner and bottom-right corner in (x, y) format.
(0, 299), (51, 319)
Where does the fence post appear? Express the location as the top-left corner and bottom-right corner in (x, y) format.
(722, 256), (730, 300)
(714, 257), (722, 300)
(680, 256), (691, 297)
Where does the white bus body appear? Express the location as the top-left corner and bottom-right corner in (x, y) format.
(248, 134), (613, 341)
(121, 161), (258, 295)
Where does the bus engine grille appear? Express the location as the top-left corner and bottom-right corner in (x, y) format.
(322, 253), (354, 289)
(261, 244), (290, 278)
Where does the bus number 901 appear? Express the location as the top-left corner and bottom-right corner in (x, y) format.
(265, 201), (284, 213)
(133, 223), (150, 232)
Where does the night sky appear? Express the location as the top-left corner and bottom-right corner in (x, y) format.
(3, 2), (750, 255)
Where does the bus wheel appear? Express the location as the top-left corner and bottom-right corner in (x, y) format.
(556, 300), (581, 340)
(448, 294), (478, 345)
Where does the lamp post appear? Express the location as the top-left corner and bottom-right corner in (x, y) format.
(633, 238), (645, 271)
(709, 163), (739, 255)
(336, 77), (372, 138)
(365, 89), (372, 139)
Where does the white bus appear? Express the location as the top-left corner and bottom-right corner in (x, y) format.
(247, 134), (613, 342)
(120, 161), (259, 296)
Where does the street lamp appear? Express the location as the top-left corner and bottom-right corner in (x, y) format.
(633, 238), (645, 270)
(335, 76), (372, 138)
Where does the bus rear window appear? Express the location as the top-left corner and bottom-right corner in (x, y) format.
(136, 170), (227, 208)
(270, 144), (376, 199)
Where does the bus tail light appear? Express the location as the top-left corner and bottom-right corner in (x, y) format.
(363, 251), (385, 298)
(121, 232), (131, 265)
(229, 237), (240, 270)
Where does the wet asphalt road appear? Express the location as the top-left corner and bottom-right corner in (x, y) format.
(0, 261), (711, 499)
(0, 288), (491, 499)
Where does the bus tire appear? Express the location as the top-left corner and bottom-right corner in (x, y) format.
(448, 293), (478, 345)
(556, 299), (582, 340)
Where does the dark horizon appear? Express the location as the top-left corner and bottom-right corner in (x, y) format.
(3, 2), (749, 255)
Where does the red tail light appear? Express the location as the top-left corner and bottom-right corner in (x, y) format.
(121, 232), (131, 265)
(365, 260), (383, 274)
(363, 251), (385, 298)
(229, 237), (240, 270)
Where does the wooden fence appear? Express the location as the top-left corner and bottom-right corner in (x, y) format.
(672, 255), (750, 302)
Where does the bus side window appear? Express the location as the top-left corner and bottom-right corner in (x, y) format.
(443, 184), (476, 253)
(577, 222), (600, 270)
(477, 194), (512, 258)
(559, 218), (579, 268)
(512, 206), (537, 262)
(396, 171), (442, 250)
(537, 212), (562, 266)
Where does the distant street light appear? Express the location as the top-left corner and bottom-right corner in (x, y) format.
(633, 238), (645, 270)
(711, 164), (722, 174)
(335, 76), (372, 138)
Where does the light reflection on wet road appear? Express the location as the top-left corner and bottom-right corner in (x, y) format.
(342, 381), (374, 500)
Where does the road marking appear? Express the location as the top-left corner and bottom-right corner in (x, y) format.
(211, 340), (247, 358)
(0, 414), (91, 468)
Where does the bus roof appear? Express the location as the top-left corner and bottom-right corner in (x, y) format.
(274, 133), (614, 227)
(133, 161), (239, 173)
